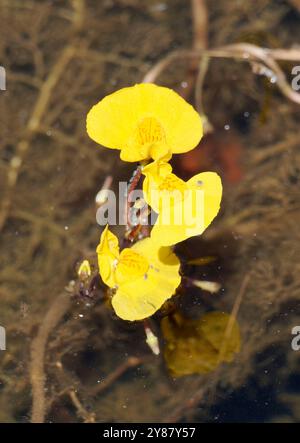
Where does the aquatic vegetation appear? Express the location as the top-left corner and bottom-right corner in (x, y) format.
(161, 311), (241, 377)
(97, 225), (181, 321)
(87, 83), (222, 322)
(86, 83), (203, 162)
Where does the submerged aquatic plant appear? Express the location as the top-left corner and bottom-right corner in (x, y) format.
(161, 312), (241, 376)
(87, 83), (223, 322)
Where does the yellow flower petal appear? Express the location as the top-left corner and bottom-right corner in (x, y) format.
(86, 83), (203, 162)
(111, 238), (181, 321)
(96, 225), (120, 288)
(187, 172), (223, 233)
(96, 227), (181, 321)
(143, 163), (222, 246)
(143, 161), (186, 213)
(114, 248), (149, 284)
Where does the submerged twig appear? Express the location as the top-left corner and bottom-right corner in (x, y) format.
(0, 0), (86, 232)
(250, 134), (300, 165)
(192, 0), (208, 51)
(30, 292), (72, 423)
(164, 387), (206, 423)
(142, 44), (300, 105)
(89, 356), (143, 397)
(0, 45), (75, 232)
(69, 390), (96, 423)
(191, 0), (213, 132)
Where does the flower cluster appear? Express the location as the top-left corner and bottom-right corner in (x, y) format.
(87, 83), (223, 321)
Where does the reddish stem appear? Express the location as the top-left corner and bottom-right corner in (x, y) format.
(125, 165), (142, 233)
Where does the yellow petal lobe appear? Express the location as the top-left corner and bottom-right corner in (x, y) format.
(87, 83), (203, 162)
(111, 238), (181, 321)
(96, 225), (120, 288)
(143, 162), (223, 246)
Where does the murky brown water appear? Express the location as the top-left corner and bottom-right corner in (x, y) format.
(0, 0), (299, 423)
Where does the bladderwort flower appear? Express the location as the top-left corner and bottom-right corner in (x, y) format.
(88, 84), (223, 323)
(142, 160), (223, 246)
(97, 225), (181, 321)
(86, 83), (203, 162)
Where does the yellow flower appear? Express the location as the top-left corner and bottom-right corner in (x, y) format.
(161, 311), (241, 377)
(96, 226), (181, 321)
(77, 259), (92, 281)
(142, 161), (222, 246)
(86, 83), (203, 162)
